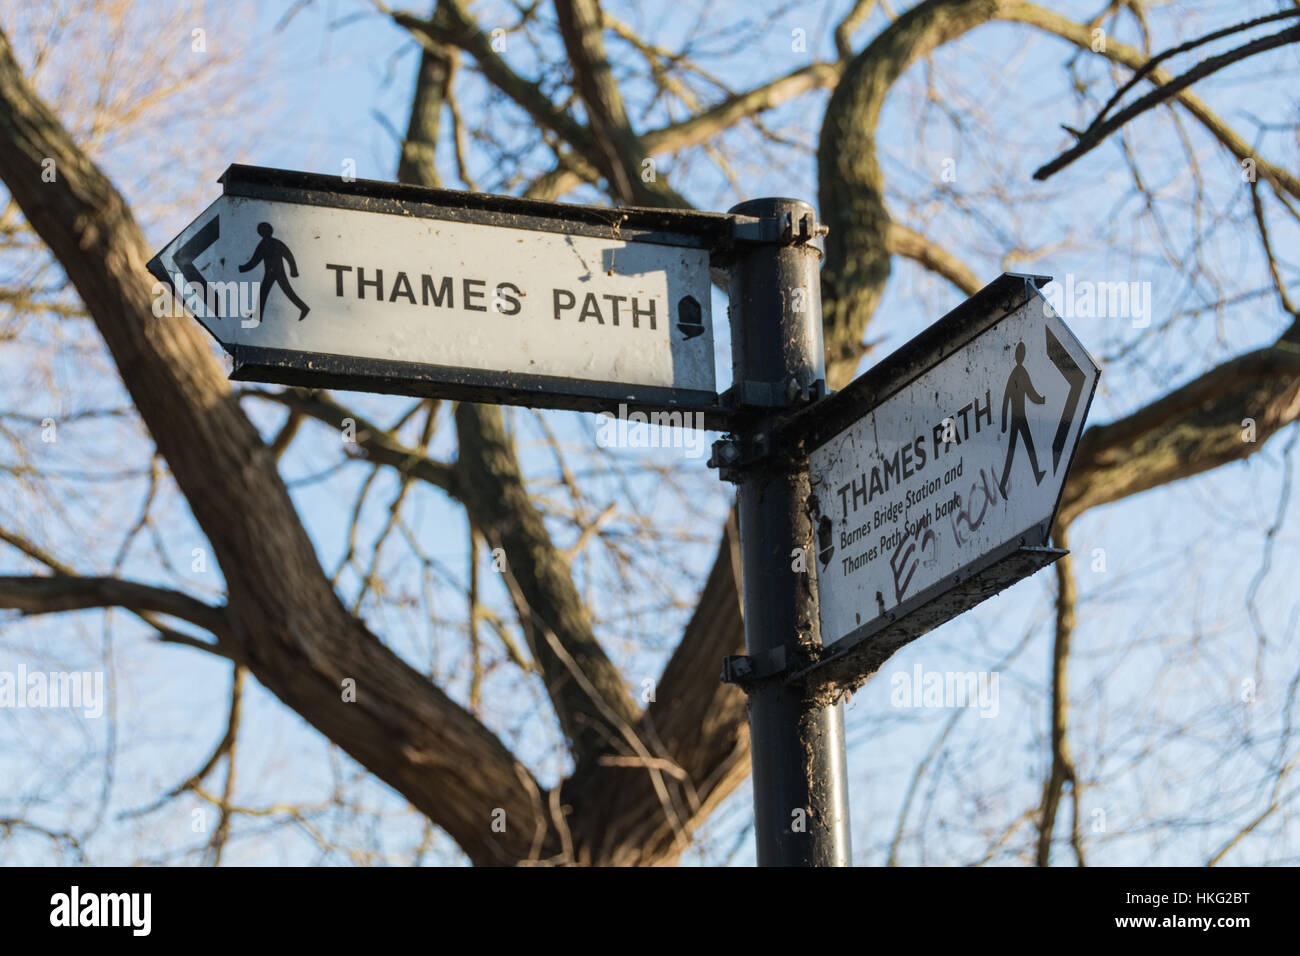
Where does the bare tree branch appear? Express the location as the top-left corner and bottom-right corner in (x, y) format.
(1003, 3), (1300, 202)
(243, 388), (461, 498)
(819, 0), (1005, 388)
(0, 574), (231, 640)
(836, 0), (880, 60)
(560, 512), (749, 864)
(397, 6), (457, 188)
(393, 1), (600, 167)
(887, 222), (983, 296)
(1059, 337), (1300, 525)
(554, 0), (648, 203)
(454, 401), (641, 766)
(1036, 529), (1082, 866)
(1034, 21), (1300, 180)
(0, 24), (558, 866)
(642, 62), (841, 155)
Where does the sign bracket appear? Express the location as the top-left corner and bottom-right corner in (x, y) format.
(720, 645), (795, 691)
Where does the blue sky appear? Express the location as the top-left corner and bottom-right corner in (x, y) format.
(2, 0), (1298, 865)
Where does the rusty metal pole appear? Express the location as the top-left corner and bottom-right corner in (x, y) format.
(716, 198), (851, 866)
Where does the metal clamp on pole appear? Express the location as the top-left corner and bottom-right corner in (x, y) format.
(729, 207), (829, 246)
(706, 427), (780, 483)
(720, 645), (788, 691)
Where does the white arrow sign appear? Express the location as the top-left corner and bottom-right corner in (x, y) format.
(148, 166), (721, 414)
(808, 287), (1098, 648)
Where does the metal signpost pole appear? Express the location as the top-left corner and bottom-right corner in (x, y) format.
(156, 167), (1098, 869)
(718, 198), (851, 866)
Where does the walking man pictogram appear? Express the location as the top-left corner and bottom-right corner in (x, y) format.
(238, 222), (310, 321)
(999, 340), (1046, 499)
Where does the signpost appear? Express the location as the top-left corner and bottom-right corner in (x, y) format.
(154, 166), (1099, 867)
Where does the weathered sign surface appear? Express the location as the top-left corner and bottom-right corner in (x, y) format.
(149, 165), (724, 414)
(807, 279), (1099, 650)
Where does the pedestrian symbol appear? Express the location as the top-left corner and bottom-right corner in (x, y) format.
(238, 222), (310, 321)
(999, 340), (1046, 499)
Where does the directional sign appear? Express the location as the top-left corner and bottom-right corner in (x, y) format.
(149, 166), (731, 416)
(804, 275), (1098, 658)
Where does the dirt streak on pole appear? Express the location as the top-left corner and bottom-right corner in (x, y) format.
(723, 198), (851, 866)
